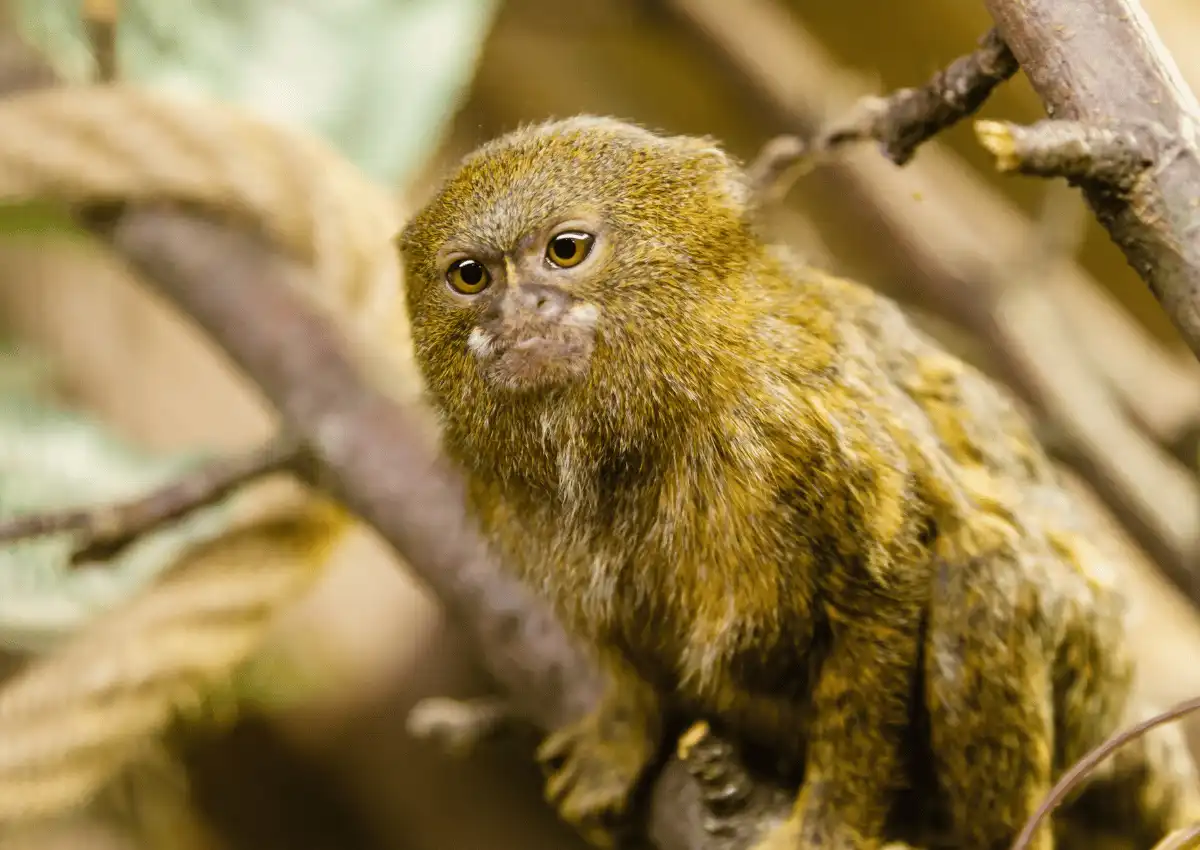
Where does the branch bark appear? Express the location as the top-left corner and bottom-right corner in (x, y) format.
(981, 0), (1200, 362)
(822, 27), (1018, 165)
(0, 432), (303, 563)
(976, 119), (1155, 189)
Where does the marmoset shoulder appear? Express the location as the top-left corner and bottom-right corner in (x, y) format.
(397, 116), (1200, 850)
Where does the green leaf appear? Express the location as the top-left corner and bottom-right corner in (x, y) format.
(0, 387), (236, 653)
(10, 0), (501, 185)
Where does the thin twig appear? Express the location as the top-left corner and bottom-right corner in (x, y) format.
(0, 432), (305, 564)
(1151, 824), (1200, 850)
(822, 28), (1018, 165)
(406, 696), (522, 757)
(1010, 695), (1200, 850)
(976, 119), (1155, 190)
(82, 0), (118, 82)
(743, 29), (1017, 206)
(746, 134), (811, 208)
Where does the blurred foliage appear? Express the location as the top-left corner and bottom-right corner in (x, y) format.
(10, 0), (501, 185)
(0, 360), (235, 653)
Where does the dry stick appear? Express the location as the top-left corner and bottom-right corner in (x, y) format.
(979, 0), (1200, 363)
(0, 432), (304, 564)
(1152, 824), (1200, 850)
(405, 696), (521, 758)
(660, 0), (1200, 605)
(1010, 695), (1200, 850)
(976, 119), (1157, 190)
(82, 0), (118, 82)
(746, 134), (811, 208)
(821, 27), (1018, 165)
(748, 27), (1018, 203)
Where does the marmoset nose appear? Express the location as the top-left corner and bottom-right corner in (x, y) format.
(507, 283), (569, 321)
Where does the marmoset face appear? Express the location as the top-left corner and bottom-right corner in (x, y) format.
(423, 211), (610, 394)
(398, 116), (753, 408)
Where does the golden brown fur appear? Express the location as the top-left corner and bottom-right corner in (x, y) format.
(397, 117), (1200, 850)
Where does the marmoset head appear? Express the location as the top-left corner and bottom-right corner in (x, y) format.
(398, 116), (757, 439)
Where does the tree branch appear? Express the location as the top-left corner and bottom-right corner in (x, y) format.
(82, 0), (118, 82)
(976, 119), (1155, 189)
(745, 27), (1019, 204)
(1012, 695), (1200, 850)
(822, 28), (1018, 165)
(980, 0), (1200, 362)
(0, 432), (304, 564)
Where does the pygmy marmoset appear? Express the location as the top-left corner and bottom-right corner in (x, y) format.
(397, 116), (1200, 850)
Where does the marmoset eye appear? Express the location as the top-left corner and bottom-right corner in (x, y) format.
(446, 258), (491, 294)
(546, 231), (594, 268)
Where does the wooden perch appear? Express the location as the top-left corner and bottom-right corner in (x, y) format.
(822, 28), (1018, 165)
(980, 0), (1200, 362)
(976, 119), (1155, 189)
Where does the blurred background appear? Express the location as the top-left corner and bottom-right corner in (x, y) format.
(0, 1), (1198, 848)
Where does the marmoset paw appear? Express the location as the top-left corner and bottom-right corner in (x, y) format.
(537, 713), (654, 847)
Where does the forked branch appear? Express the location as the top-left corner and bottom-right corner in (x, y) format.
(980, 0), (1200, 361)
(822, 27), (1018, 165)
(976, 120), (1156, 190)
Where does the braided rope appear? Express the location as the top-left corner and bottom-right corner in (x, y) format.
(0, 499), (345, 823)
(0, 83), (398, 824)
(0, 84), (403, 328)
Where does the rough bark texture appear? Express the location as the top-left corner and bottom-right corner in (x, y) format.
(982, 0), (1200, 360)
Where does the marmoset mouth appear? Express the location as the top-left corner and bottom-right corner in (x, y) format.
(469, 325), (595, 393)
(469, 299), (601, 393)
